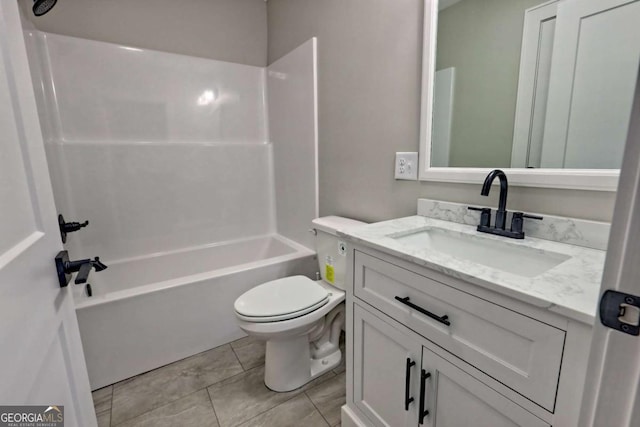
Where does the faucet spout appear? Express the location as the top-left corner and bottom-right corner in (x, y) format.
(481, 169), (508, 229)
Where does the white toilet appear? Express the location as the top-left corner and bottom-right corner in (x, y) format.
(234, 216), (365, 392)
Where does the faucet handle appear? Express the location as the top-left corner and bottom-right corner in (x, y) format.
(468, 206), (491, 227)
(523, 213), (543, 220)
(510, 212), (543, 235)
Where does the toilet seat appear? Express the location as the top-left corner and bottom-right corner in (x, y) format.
(234, 276), (330, 323)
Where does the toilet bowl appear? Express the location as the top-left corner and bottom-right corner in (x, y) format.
(234, 216), (365, 392)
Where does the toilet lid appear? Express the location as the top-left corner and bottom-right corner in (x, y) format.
(234, 276), (329, 318)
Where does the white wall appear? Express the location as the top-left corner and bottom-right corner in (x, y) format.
(268, 38), (318, 249)
(26, 32), (275, 261)
(267, 0), (617, 223)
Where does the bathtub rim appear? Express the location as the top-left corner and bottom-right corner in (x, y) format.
(74, 233), (315, 310)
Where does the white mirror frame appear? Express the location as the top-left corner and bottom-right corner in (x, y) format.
(418, 0), (620, 191)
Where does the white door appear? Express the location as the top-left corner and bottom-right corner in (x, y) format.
(579, 70), (640, 425)
(540, 0), (640, 169)
(0, 2), (96, 426)
(510, 1), (557, 168)
(353, 305), (421, 427)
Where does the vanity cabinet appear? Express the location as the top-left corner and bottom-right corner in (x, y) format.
(353, 304), (550, 427)
(345, 244), (593, 427)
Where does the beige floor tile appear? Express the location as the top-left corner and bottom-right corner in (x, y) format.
(111, 344), (243, 425)
(207, 365), (334, 427)
(97, 411), (111, 427)
(115, 390), (218, 427)
(230, 336), (260, 350)
(231, 336), (265, 370)
(237, 395), (328, 427)
(92, 385), (113, 415)
(306, 372), (346, 426)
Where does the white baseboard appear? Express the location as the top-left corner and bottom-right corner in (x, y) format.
(341, 405), (370, 427)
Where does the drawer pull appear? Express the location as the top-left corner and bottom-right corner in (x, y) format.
(404, 358), (415, 410)
(419, 369), (431, 424)
(395, 296), (451, 326)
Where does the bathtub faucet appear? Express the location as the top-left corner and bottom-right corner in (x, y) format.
(66, 256), (108, 284)
(54, 250), (108, 287)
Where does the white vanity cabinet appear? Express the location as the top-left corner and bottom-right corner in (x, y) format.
(344, 244), (593, 427)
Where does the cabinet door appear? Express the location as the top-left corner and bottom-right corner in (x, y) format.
(419, 346), (550, 427)
(353, 304), (421, 427)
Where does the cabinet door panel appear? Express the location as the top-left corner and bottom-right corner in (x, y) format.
(353, 304), (421, 427)
(421, 346), (550, 427)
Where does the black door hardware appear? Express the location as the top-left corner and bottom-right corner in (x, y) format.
(405, 358), (416, 410)
(59, 214), (89, 243)
(55, 250), (107, 287)
(600, 290), (640, 336)
(395, 296), (451, 326)
(469, 170), (543, 239)
(418, 369), (431, 424)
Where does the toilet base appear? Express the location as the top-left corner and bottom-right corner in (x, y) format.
(264, 336), (341, 392)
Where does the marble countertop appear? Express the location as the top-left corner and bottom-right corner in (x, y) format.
(339, 216), (606, 324)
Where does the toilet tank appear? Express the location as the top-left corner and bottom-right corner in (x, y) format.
(312, 216), (367, 290)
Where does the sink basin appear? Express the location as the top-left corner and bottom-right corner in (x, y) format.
(389, 227), (570, 278)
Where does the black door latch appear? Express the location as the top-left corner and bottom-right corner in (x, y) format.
(599, 290), (640, 336)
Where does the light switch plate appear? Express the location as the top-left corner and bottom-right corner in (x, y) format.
(395, 152), (418, 180)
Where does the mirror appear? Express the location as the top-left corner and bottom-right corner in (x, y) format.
(423, 0), (640, 178)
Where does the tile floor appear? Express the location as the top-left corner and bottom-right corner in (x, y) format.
(93, 334), (346, 427)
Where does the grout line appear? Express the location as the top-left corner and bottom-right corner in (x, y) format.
(304, 392), (331, 427)
(206, 387), (223, 427)
(229, 345), (247, 372)
(109, 386), (114, 427)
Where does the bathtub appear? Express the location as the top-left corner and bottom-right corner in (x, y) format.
(73, 234), (316, 390)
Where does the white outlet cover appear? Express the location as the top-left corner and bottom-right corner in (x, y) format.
(395, 152), (419, 180)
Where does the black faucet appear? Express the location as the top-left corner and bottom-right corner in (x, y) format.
(68, 257), (108, 284)
(55, 250), (108, 287)
(481, 169), (509, 229)
(468, 169), (543, 239)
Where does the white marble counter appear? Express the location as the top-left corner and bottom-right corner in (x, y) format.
(339, 215), (606, 324)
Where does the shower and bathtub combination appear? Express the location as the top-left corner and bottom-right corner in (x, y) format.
(22, 19), (321, 390)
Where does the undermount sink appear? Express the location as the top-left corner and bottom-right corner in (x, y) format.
(389, 227), (571, 278)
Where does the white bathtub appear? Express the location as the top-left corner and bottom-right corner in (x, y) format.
(73, 234), (316, 390)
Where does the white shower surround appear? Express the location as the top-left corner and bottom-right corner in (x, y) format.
(24, 31), (319, 388)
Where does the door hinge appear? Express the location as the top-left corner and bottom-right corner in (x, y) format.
(599, 290), (640, 336)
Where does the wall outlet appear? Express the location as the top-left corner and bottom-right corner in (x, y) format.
(394, 152), (418, 180)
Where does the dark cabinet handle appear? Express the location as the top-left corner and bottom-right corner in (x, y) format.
(404, 358), (415, 410)
(419, 369), (431, 424)
(395, 296), (451, 326)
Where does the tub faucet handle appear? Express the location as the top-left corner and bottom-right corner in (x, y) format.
(74, 257), (108, 284)
(55, 251), (107, 287)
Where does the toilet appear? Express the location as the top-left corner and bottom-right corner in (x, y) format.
(234, 216), (366, 392)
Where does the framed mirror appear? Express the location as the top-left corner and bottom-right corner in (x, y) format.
(419, 0), (640, 190)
